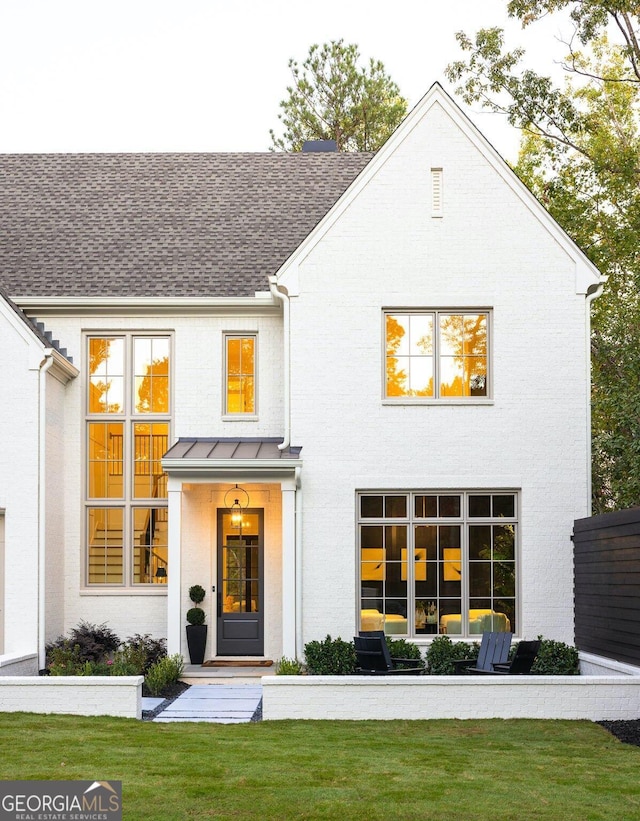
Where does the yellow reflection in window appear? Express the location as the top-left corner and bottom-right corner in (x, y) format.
(439, 314), (487, 397)
(361, 548), (384, 580)
(443, 547), (462, 581)
(385, 314), (434, 397)
(226, 336), (255, 413)
(88, 422), (124, 498)
(133, 423), (169, 499)
(88, 338), (124, 413)
(134, 338), (170, 414)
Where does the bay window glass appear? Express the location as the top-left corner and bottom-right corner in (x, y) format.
(359, 491), (517, 637)
(384, 311), (489, 399)
(86, 335), (170, 586)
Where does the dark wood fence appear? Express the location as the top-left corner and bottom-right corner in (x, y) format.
(573, 507), (640, 666)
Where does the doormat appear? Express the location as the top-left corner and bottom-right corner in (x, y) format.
(202, 659), (273, 668)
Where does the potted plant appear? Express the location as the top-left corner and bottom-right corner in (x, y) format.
(186, 584), (207, 665)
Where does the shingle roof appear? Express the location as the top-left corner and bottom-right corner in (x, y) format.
(0, 283), (73, 361)
(0, 152), (372, 298)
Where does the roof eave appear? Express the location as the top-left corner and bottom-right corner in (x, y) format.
(12, 294), (280, 317)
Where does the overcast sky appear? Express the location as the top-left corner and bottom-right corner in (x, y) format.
(0, 1), (572, 160)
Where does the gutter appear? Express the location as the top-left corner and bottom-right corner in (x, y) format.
(38, 351), (54, 671)
(268, 277), (291, 451)
(586, 280), (606, 514)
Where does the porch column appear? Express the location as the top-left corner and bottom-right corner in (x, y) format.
(281, 479), (297, 658)
(167, 481), (182, 656)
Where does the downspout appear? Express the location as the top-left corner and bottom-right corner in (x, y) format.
(38, 351), (54, 671)
(585, 281), (605, 515)
(268, 276), (290, 451)
(294, 466), (302, 658)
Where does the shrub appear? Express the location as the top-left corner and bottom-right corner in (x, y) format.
(304, 635), (357, 675)
(385, 637), (425, 669)
(46, 621), (120, 668)
(530, 637), (580, 675)
(425, 635), (478, 675)
(47, 643), (85, 675)
(189, 585), (206, 605)
(119, 634), (167, 674)
(186, 607), (206, 626)
(145, 654), (185, 696)
(275, 656), (305, 675)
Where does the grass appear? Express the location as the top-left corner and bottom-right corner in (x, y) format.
(0, 715), (638, 820)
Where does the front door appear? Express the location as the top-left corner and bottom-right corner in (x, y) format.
(217, 509), (264, 656)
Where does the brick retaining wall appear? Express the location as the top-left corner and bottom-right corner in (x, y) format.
(0, 676), (143, 719)
(262, 675), (640, 721)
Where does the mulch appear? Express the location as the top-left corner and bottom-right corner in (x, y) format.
(142, 680), (190, 721)
(598, 719), (640, 747)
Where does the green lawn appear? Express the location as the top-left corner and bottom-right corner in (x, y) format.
(0, 714), (638, 820)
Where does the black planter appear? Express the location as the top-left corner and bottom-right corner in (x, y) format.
(186, 624), (208, 665)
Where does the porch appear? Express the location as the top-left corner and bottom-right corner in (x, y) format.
(161, 438), (302, 663)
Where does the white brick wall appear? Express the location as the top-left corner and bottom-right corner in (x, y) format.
(0, 309), (43, 655)
(263, 676), (640, 721)
(0, 676), (142, 718)
(287, 97), (592, 647)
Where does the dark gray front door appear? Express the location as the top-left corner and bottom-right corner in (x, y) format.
(217, 509), (264, 656)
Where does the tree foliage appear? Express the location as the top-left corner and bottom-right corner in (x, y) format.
(270, 40), (407, 152)
(446, 3), (640, 512)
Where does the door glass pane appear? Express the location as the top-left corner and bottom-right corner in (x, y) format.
(88, 338), (124, 413)
(87, 508), (123, 584)
(221, 512), (260, 613)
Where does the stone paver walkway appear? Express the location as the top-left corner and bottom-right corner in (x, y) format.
(152, 684), (262, 724)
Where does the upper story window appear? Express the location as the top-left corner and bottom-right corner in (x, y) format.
(225, 334), (256, 415)
(86, 335), (171, 587)
(384, 310), (489, 400)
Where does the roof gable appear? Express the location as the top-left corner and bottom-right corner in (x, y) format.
(275, 83), (603, 296)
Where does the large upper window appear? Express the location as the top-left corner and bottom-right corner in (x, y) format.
(224, 334), (256, 415)
(359, 491), (517, 638)
(384, 311), (489, 399)
(86, 335), (170, 586)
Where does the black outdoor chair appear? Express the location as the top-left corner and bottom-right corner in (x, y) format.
(354, 632), (425, 675)
(453, 631), (513, 674)
(476, 639), (541, 675)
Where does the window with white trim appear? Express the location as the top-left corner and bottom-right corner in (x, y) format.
(224, 334), (256, 415)
(358, 491), (517, 637)
(86, 335), (170, 586)
(384, 310), (489, 399)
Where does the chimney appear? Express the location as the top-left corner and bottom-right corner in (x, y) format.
(302, 140), (338, 153)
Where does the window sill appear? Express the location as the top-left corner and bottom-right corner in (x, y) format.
(222, 414), (259, 422)
(80, 588), (168, 595)
(382, 399), (494, 407)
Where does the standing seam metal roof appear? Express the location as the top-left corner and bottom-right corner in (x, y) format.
(0, 152), (373, 299)
(163, 438), (302, 461)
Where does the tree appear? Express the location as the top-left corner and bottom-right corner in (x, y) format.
(445, 3), (640, 512)
(270, 40), (407, 152)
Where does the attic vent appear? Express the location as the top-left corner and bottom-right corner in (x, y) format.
(431, 168), (443, 217)
(302, 140), (338, 153)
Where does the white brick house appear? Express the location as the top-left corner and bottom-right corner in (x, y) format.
(0, 84), (603, 672)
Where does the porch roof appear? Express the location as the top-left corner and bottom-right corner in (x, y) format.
(161, 437), (302, 476)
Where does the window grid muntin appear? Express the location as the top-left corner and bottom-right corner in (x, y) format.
(383, 309), (490, 400)
(85, 334), (171, 587)
(358, 491), (517, 638)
